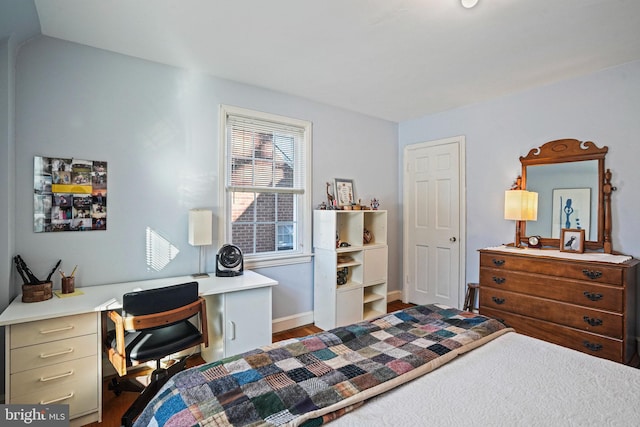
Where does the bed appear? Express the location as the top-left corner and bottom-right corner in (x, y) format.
(133, 304), (640, 426)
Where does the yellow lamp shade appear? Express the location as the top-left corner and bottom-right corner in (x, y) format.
(504, 190), (538, 221)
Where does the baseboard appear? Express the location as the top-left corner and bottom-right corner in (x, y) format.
(272, 311), (314, 333)
(273, 292), (403, 334)
(387, 290), (403, 302)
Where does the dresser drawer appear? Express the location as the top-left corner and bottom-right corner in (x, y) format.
(480, 288), (622, 338)
(480, 267), (623, 312)
(480, 307), (623, 363)
(10, 355), (97, 398)
(10, 334), (97, 374)
(480, 253), (623, 285)
(10, 359), (99, 418)
(10, 312), (97, 349)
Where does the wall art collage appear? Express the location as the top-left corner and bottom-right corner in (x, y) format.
(33, 156), (107, 232)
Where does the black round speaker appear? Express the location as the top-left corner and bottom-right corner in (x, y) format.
(216, 244), (244, 277)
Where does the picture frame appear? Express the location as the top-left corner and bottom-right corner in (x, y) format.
(560, 228), (585, 253)
(334, 178), (355, 207)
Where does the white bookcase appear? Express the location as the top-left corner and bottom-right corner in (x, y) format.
(313, 210), (388, 330)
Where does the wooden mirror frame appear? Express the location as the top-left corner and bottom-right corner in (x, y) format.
(520, 139), (613, 253)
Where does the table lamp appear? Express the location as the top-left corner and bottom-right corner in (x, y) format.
(189, 209), (213, 277)
(504, 190), (538, 248)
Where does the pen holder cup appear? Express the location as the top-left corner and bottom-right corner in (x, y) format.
(22, 282), (53, 303)
(62, 277), (75, 294)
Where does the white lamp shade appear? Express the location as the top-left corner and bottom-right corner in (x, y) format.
(188, 209), (213, 246)
(504, 190), (538, 221)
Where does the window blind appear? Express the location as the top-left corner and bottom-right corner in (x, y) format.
(225, 114), (306, 194)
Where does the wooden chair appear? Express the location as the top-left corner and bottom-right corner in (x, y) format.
(463, 283), (479, 312)
(103, 281), (208, 427)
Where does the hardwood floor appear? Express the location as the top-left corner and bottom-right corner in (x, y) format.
(90, 300), (415, 427)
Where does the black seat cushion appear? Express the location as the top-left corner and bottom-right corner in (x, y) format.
(109, 321), (202, 364)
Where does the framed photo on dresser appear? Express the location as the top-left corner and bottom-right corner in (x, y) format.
(560, 228), (585, 253)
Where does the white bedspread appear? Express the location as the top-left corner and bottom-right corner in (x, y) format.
(331, 332), (640, 426)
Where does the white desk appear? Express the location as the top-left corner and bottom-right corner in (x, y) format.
(0, 270), (277, 426)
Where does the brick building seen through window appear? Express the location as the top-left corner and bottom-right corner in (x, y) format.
(229, 131), (297, 255)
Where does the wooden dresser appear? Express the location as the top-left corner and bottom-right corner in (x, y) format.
(479, 247), (638, 364)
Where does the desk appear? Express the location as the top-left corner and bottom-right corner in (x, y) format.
(0, 271), (277, 426)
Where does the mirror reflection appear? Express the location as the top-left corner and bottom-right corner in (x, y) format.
(525, 160), (599, 240)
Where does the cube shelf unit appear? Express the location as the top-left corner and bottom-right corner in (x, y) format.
(313, 210), (388, 330)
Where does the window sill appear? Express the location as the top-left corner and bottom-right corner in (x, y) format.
(244, 252), (313, 269)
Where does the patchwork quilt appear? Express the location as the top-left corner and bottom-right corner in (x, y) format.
(134, 304), (511, 427)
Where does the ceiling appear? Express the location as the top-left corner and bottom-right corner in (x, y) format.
(34, 0), (640, 122)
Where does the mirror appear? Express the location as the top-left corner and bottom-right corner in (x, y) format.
(520, 139), (612, 252)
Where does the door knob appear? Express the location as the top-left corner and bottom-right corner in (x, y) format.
(450, 237), (457, 242)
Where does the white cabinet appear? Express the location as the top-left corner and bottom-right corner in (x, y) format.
(313, 210), (388, 330)
(201, 285), (273, 362)
(5, 312), (101, 426)
(224, 287), (272, 356)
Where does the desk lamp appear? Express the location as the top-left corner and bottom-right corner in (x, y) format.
(504, 190), (538, 248)
(189, 209), (213, 277)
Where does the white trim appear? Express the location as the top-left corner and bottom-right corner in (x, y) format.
(219, 104), (313, 269)
(402, 136), (467, 307)
(272, 311), (314, 333)
(387, 290), (403, 303)
(245, 253), (312, 269)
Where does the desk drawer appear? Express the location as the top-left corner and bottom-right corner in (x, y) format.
(10, 362), (99, 418)
(10, 355), (97, 398)
(480, 288), (622, 338)
(480, 267), (623, 312)
(10, 312), (97, 349)
(10, 334), (97, 374)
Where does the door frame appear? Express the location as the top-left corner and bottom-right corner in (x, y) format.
(402, 136), (467, 307)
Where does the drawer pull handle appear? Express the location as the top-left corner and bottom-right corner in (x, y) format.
(40, 392), (74, 405)
(492, 276), (506, 284)
(583, 291), (603, 301)
(491, 297), (505, 305)
(583, 316), (603, 327)
(583, 341), (603, 352)
(39, 325), (74, 335)
(582, 269), (602, 280)
(492, 259), (505, 266)
(40, 370), (74, 382)
(40, 348), (74, 359)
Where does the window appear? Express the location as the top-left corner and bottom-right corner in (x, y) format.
(220, 105), (312, 267)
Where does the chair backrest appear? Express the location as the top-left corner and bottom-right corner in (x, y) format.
(105, 281), (207, 376)
(122, 281), (198, 318)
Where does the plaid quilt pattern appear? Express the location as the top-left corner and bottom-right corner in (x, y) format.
(134, 304), (508, 427)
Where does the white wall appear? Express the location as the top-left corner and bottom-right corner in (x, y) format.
(399, 60), (640, 285)
(12, 36), (399, 321)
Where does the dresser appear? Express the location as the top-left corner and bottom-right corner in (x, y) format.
(479, 247), (638, 364)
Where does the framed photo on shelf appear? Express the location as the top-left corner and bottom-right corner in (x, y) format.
(560, 228), (585, 253)
(334, 178), (355, 207)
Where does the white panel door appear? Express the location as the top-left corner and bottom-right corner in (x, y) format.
(403, 137), (464, 307)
